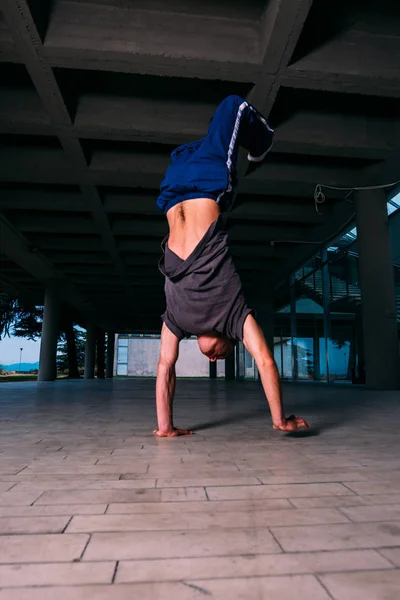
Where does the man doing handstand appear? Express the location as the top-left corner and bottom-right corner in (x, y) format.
(154, 95), (309, 436)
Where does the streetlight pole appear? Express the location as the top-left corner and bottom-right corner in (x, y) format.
(19, 348), (23, 373)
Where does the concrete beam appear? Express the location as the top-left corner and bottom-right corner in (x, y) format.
(228, 223), (316, 244)
(360, 122), (400, 185)
(9, 215), (98, 235)
(74, 96), (212, 145)
(244, 161), (359, 189)
(0, 190), (87, 212)
(27, 237), (103, 252)
(47, 53), (260, 84)
(0, 90), (54, 135)
(1, 0), (145, 328)
(103, 194), (159, 215)
(282, 68), (400, 99)
(0, 12), (19, 62)
(273, 112), (395, 161)
(44, 1), (261, 79)
(230, 200), (322, 223)
(248, 0), (313, 116)
(288, 32), (400, 94)
(118, 239), (165, 254)
(52, 254), (113, 265)
(0, 213), (93, 314)
(112, 219), (167, 237)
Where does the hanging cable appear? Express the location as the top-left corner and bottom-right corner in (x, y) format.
(313, 178), (400, 214)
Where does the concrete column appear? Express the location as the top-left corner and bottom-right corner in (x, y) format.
(96, 329), (106, 379)
(321, 249), (331, 384)
(209, 360), (217, 379)
(38, 287), (60, 382)
(355, 189), (400, 389)
(235, 344), (241, 380)
(254, 297), (274, 350)
(84, 324), (96, 379)
(290, 278), (298, 381)
(313, 320), (321, 381)
(106, 332), (115, 378)
(225, 352), (235, 381)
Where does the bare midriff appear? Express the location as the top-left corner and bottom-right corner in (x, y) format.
(166, 198), (220, 260)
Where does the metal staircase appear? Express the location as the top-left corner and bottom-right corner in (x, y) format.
(298, 265), (400, 322)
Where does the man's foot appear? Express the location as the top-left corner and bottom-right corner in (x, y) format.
(273, 415), (309, 432)
(153, 428), (192, 437)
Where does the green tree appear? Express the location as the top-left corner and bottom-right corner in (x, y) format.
(0, 294), (42, 340)
(1, 292), (84, 378)
(57, 327), (86, 376)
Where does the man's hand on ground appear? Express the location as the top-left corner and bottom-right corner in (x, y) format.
(273, 415), (309, 432)
(153, 428), (192, 437)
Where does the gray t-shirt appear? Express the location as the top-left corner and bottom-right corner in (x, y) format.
(158, 216), (253, 341)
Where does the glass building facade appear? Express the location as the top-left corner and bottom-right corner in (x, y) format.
(266, 190), (400, 385)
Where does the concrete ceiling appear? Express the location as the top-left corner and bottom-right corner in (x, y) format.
(0, 0), (399, 332)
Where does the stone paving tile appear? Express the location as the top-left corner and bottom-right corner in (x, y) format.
(0, 482), (16, 492)
(270, 522), (400, 552)
(147, 467), (241, 477)
(13, 479), (157, 491)
(340, 504), (400, 522)
(0, 516), (70, 534)
(358, 470), (400, 482)
(185, 575), (330, 599)
(0, 562), (116, 587)
(106, 498), (292, 514)
(84, 528), (281, 561)
(67, 507), (349, 533)
(206, 482), (352, 500)
(22, 465), (149, 475)
(379, 547), (400, 566)
(256, 472), (369, 484)
(319, 570), (400, 600)
(290, 496), (368, 509)
(116, 549), (392, 583)
(0, 504), (107, 517)
(0, 583), (200, 600)
(156, 476), (261, 488)
(343, 481), (400, 495)
(0, 534), (89, 563)
(0, 490), (44, 506)
(35, 487), (206, 505)
(1, 474), (121, 482)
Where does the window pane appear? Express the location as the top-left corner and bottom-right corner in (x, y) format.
(117, 364), (128, 376)
(117, 347), (128, 363)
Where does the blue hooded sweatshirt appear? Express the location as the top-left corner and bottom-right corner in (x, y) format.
(156, 95), (274, 214)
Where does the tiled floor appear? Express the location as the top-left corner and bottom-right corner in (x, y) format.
(0, 378), (400, 599)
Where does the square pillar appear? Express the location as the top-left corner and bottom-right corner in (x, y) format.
(84, 324), (96, 379)
(209, 360), (217, 379)
(106, 332), (115, 378)
(225, 352), (235, 381)
(38, 286), (60, 382)
(96, 329), (106, 379)
(355, 189), (400, 389)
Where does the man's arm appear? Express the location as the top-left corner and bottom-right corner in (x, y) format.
(242, 314), (309, 432)
(153, 323), (192, 437)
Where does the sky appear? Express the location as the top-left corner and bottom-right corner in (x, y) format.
(0, 336), (41, 365)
